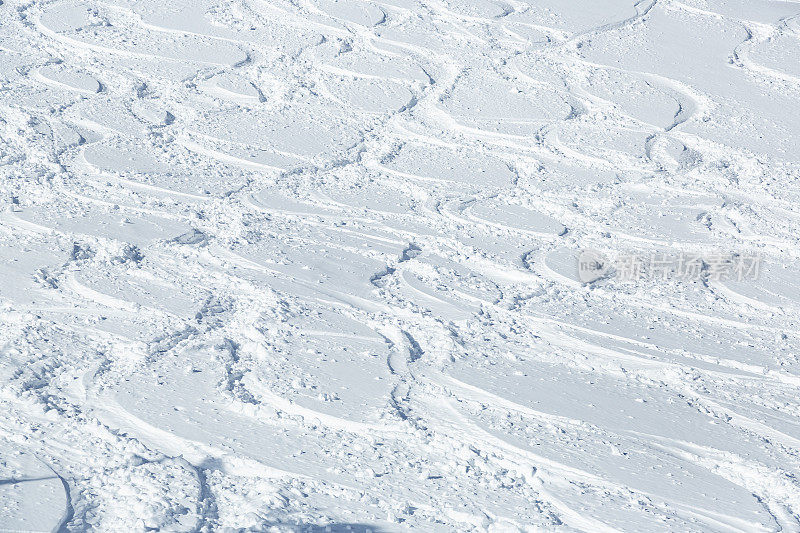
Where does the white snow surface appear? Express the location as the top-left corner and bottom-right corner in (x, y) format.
(1, 0), (800, 531)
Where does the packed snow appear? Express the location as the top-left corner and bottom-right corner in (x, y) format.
(1, 0), (800, 531)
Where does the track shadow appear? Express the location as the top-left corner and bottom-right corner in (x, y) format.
(0, 476), (57, 486)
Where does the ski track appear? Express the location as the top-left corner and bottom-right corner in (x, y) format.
(1, 0), (800, 531)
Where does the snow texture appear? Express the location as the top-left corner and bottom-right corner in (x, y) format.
(1, 0), (800, 531)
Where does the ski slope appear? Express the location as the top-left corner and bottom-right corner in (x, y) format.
(1, 0), (800, 531)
